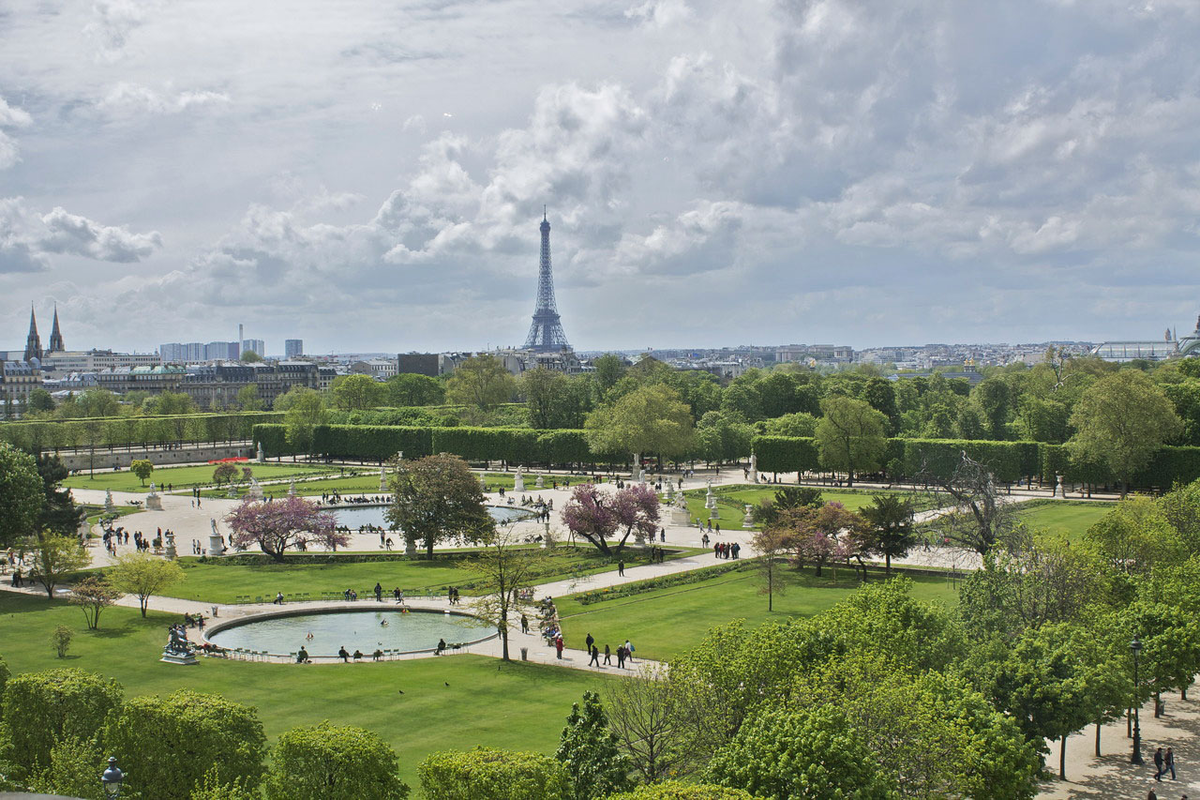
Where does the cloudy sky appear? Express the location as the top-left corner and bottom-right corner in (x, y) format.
(2, 0), (1199, 355)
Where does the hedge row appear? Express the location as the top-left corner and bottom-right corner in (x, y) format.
(254, 424), (594, 465)
(753, 435), (1200, 491)
(0, 412), (283, 451)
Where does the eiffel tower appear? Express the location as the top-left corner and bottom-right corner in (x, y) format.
(523, 209), (571, 352)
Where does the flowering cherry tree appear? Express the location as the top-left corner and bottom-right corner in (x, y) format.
(779, 501), (868, 577)
(224, 496), (345, 561)
(562, 483), (660, 556)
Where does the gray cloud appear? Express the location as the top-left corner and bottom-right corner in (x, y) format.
(3, 0), (1200, 350)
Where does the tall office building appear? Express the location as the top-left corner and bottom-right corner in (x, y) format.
(284, 339), (304, 359)
(241, 339), (266, 358)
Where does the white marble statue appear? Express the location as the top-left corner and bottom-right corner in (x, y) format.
(513, 468), (525, 493)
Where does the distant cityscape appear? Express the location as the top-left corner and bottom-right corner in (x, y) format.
(3, 214), (1200, 414)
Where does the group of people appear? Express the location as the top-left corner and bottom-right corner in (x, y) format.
(713, 541), (741, 559)
(697, 519), (723, 534)
(447, 587), (462, 605)
(318, 492), (389, 506)
(583, 632), (637, 669)
(101, 525), (164, 556)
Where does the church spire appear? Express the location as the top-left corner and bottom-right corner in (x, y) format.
(48, 305), (65, 353)
(23, 305), (43, 362)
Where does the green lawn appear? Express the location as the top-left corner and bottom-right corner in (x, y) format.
(0, 593), (606, 790)
(194, 470), (571, 499)
(1014, 500), (1113, 544)
(680, 484), (936, 531)
(64, 463), (338, 493)
(556, 565), (959, 661)
(149, 546), (685, 604)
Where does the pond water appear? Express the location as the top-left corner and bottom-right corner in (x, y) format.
(332, 504), (532, 529)
(207, 608), (492, 657)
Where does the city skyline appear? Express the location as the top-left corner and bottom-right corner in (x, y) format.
(3, 2), (1199, 352)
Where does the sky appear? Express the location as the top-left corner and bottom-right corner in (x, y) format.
(2, 0), (1200, 355)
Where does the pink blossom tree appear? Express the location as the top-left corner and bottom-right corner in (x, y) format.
(224, 496), (346, 561)
(780, 501), (868, 578)
(562, 483), (660, 556)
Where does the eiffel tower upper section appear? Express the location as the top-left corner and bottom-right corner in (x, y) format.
(523, 210), (571, 352)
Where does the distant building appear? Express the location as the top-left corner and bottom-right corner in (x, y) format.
(0, 359), (43, 411)
(1091, 315), (1200, 362)
(95, 365), (186, 395)
(285, 339), (304, 359)
(350, 358), (397, 379)
(776, 344), (854, 364)
(181, 362), (336, 409)
(44, 349), (161, 373)
(397, 353), (440, 377)
(241, 339), (266, 358)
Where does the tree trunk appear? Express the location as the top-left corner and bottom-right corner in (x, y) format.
(885, 552), (892, 577)
(1095, 721), (1101, 757)
(1059, 737), (1067, 779)
(1127, 708), (1132, 738)
(1182, 687), (1188, 701)
(1155, 692), (1162, 718)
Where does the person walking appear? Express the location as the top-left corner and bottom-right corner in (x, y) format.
(589, 645), (600, 667)
(1155, 747), (1165, 781)
(1166, 747), (1176, 780)
(624, 639), (635, 664)
(585, 632), (595, 652)
(616, 644), (626, 669)
(618, 560), (625, 577)
(521, 614), (530, 634)
(604, 644), (612, 665)
(274, 591), (284, 605)
(555, 635), (564, 659)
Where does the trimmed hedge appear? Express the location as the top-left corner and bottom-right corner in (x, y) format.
(574, 562), (752, 605)
(418, 747), (569, 800)
(255, 424), (601, 466)
(752, 436), (819, 474)
(1, 411), (283, 451)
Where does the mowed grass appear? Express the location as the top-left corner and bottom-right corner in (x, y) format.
(64, 463), (337, 493)
(195, 470), (575, 499)
(556, 566), (959, 661)
(156, 547), (671, 604)
(0, 593), (607, 790)
(680, 485), (932, 531)
(1014, 500), (1113, 544)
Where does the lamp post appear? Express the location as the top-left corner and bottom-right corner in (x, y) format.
(1131, 636), (1144, 765)
(101, 755), (124, 798)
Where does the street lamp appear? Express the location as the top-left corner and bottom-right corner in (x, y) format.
(1131, 637), (1144, 765)
(101, 756), (124, 798)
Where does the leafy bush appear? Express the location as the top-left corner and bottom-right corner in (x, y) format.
(607, 782), (758, 799)
(266, 721), (408, 799)
(418, 747), (569, 800)
(1, 668), (123, 777)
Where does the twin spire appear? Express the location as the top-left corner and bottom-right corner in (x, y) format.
(24, 304), (65, 362)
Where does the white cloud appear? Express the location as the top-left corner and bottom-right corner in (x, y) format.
(97, 83), (230, 116)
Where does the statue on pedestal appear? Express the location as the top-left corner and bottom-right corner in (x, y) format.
(209, 519), (226, 556)
(287, 480), (296, 497)
(164, 531), (177, 560)
(513, 468), (525, 493)
(749, 453), (759, 484)
(535, 475), (544, 489)
(379, 466), (388, 492)
(670, 491), (690, 526)
(104, 490), (115, 513)
(742, 504), (755, 529)
(145, 482), (163, 511)
(161, 625), (198, 665)
(256, 443), (265, 463)
(248, 478), (264, 500)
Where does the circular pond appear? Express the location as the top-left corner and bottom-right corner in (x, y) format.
(206, 608), (493, 658)
(333, 504), (532, 529)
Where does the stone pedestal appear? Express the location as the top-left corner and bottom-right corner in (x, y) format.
(742, 504), (755, 529)
(160, 648), (198, 665)
(145, 491), (163, 511)
(248, 480), (264, 501)
(164, 535), (177, 560)
(535, 475), (544, 489)
(256, 443), (265, 463)
(208, 532), (225, 557)
(287, 480), (297, 498)
(405, 537), (417, 556)
(380, 467), (388, 492)
(514, 469), (525, 493)
(671, 505), (691, 526)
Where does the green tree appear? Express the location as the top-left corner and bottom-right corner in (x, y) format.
(1158, 477), (1200, 556)
(1068, 371), (1182, 495)
(973, 377), (1011, 440)
(213, 462), (238, 486)
(266, 722), (408, 800)
(706, 706), (899, 800)
(0, 444), (43, 547)
(240, 350), (263, 362)
(522, 369), (591, 429)
(130, 458), (154, 486)
(387, 454), (494, 558)
(751, 526), (790, 611)
(584, 384), (694, 462)
(28, 736), (104, 800)
(1, 668), (122, 779)
(1084, 496), (1185, 577)
(190, 766), (257, 800)
(35, 453), (85, 537)
(69, 576), (121, 630)
(461, 527), (550, 661)
(236, 383), (264, 411)
(814, 396), (887, 486)
(107, 552), (187, 616)
(386, 373), (445, 406)
(694, 411), (753, 464)
(858, 494), (917, 575)
(592, 353), (627, 398)
(556, 691), (631, 800)
(331, 374), (386, 411)
(142, 391), (196, 416)
(282, 387), (328, 452)
(104, 690), (267, 800)
(1017, 396), (1070, 443)
(418, 747), (569, 800)
(27, 534), (89, 598)
(758, 411), (819, 437)
(446, 355), (517, 411)
(606, 782), (756, 800)
(26, 388), (55, 413)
